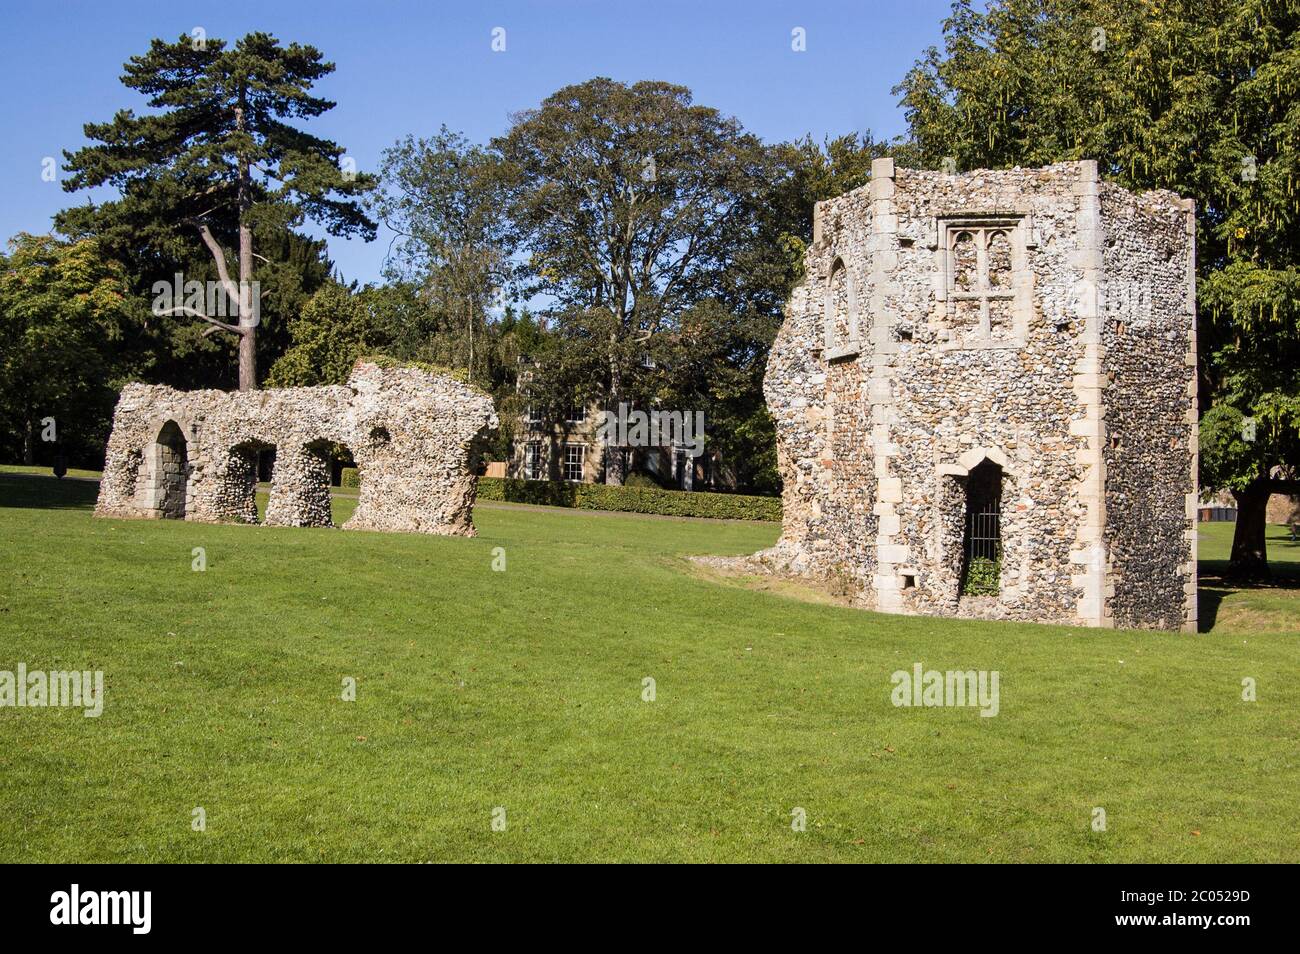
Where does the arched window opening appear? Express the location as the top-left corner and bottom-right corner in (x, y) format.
(960, 460), (1003, 596)
(952, 231), (978, 291)
(828, 260), (850, 344)
(228, 439), (274, 524)
(822, 257), (858, 353)
(987, 230), (1012, 287)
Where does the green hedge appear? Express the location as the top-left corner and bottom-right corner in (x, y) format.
(340, 467), (361, 489)
(623, 470), (667, 490)
(476, 477), (781, 521)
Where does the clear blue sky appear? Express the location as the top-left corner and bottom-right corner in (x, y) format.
(0, 0), (954, 284)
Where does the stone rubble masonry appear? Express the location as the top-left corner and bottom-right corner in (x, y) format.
(95, 360), (499, 537)
(754, 160), (1197, 631)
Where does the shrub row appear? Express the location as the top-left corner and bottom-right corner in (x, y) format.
(340, 467), (361, 488)
(475, 477), (781, 522)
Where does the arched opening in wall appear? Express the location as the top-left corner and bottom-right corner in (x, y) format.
(328, 444), (357, 487)
(227, 439), (274, 523)
(147, 420), (189, 519)
(960, 460), (1003, 596)
(823, 257), (856, 350)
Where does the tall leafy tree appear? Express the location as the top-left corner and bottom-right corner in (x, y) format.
(373, 128), (512, 385)
(60, 32), (376, 390)
(0, 235), (135, 465)
(265, 280), (388, 387)
(494, 78), (769, 483)
(895, 0), (1300, 576)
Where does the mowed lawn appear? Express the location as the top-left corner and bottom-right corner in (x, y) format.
(0, 470), (1297, 863)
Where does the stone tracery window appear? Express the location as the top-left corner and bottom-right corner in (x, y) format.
(939, 218), (1027, 347)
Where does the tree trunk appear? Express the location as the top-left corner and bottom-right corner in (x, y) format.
(22, 414), (34, 465)
(604, 445), (627, 485)
(235, 100), (257, 391)
(1228, 479), (1271, 579)
(237, 325), (256, 391)
(604, 353), (624, 485)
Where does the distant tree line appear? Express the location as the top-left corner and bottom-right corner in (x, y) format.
(0, 31), (881, 493)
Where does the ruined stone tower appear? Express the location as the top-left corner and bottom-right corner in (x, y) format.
(759, 160), (1198, 631)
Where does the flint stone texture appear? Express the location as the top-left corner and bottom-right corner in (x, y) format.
(754, 160), (1198, 631)
(95, 360), (498, 537)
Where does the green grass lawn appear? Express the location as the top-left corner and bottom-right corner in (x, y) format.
(0, 469), (1297, 862)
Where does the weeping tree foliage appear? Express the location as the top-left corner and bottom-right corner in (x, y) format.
(60, 32), (377, 390)
(896, 0), (1300, 576)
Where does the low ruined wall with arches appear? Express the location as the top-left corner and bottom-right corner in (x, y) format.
(94, 361), (498, 537)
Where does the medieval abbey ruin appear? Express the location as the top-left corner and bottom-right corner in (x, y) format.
(757, 160), (1198, 631)
(94, 361), (497, 536)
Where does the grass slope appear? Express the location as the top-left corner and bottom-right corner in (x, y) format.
(0, 470), (1296, 862)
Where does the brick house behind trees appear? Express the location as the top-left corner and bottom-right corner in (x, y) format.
(506, 361), (733, 489)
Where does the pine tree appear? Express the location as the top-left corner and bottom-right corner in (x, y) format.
(61, 32), (376, 390)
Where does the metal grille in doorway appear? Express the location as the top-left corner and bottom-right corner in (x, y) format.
(966, 501), (1001, 563)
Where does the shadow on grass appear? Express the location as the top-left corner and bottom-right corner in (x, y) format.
(0, 473), (99, 511)
(1198, 528), (1300, 632)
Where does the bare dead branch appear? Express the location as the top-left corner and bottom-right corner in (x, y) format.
(184, 219), (243, 309)
(157, 306), (244, 335)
